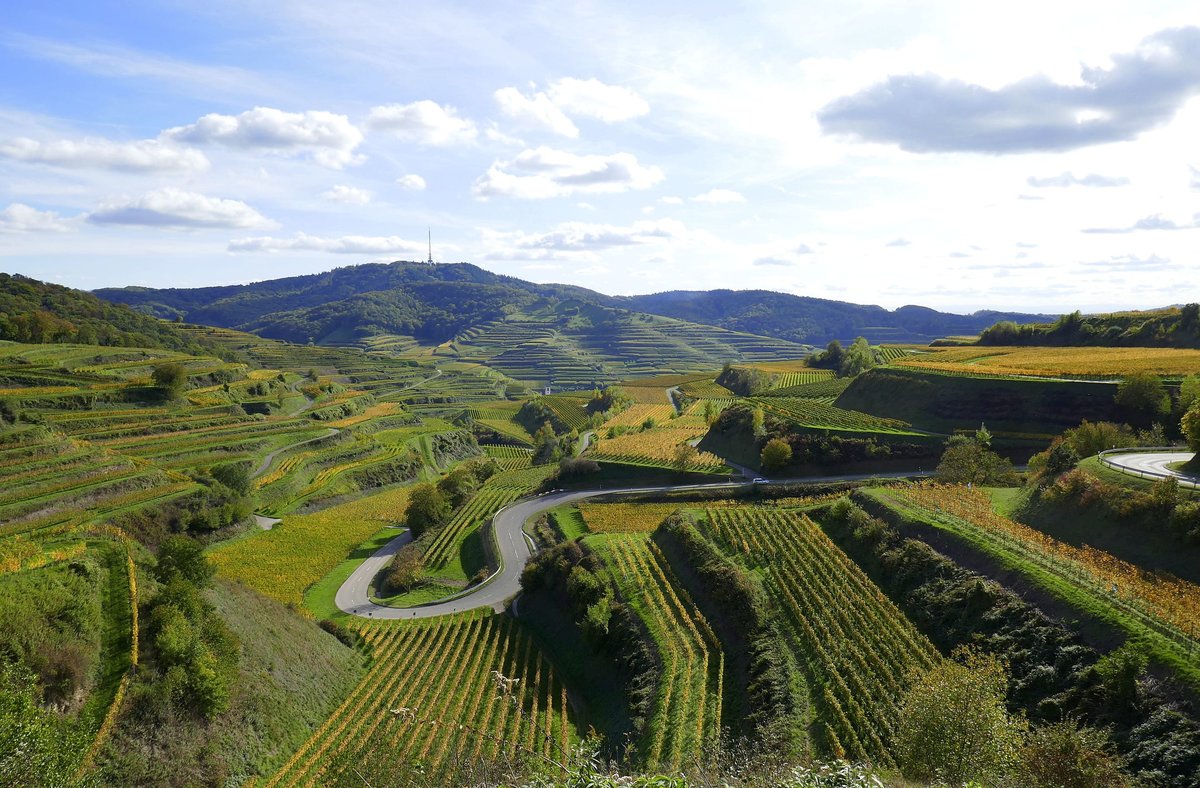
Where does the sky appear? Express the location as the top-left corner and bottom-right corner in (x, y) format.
(2, 1), (1199, 314)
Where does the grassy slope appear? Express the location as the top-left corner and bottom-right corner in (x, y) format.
(204, 579), (363, 781)
(836, 366), (1119, 437)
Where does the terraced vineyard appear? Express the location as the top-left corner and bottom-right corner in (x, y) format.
(706, 506), (940, 763)
(594, 535), (724, 769)
(591, 429), (728, 473)
(267, 613), (577, 787)
(577, 502), (681, 534)
(893, 345), (1200, 379)
(753, 396), (921, 434)
(875, 484), (1200, 687)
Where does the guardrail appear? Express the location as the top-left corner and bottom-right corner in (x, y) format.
(1097, 446), (1199, 489)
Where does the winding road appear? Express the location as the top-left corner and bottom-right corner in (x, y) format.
(335, 468), (937, 620)
(1101, 450), (1199, 488)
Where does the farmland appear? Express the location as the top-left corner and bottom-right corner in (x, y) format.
(6, 266), (1200, 787)
(266, 612), (577, 786)
(894, 345), (1200, 379)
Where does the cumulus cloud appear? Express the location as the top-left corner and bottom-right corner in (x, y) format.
(818, 27), (1200, 153)
(753, 256), (793, 267)
(795, 243), (814, 255)
(88, 188), (275, 229)
(228, 232), (425, 255)
(322, 185), (372, 204)
(494, 87), (578, 137)
(1082, 213), (1200, 233)
(692, 188), (746, 204)
(0, 136), (208, 173)
(164, 107), (364, 167)
(366, 100), (477, 146)
(472, 146), (663, 199)
(396, 174), (426, 191)
(885, 238), (911, 247)
(513, 219), (686, 251)
(1027, 172), (1130, 188)
(659, 196), (683, 205)
(546, 78), (650, 122)
(0, 203), (75, 233)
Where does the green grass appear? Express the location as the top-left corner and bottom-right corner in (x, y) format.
(547, 505), (588, 540)
(371, 578), (466, 607)
(304, 527), (401, 619)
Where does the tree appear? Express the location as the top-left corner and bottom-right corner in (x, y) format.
(1114, 373), (1169, 426)
(1020, 719), (1128, 788)
(896, 647), (1026, 785)
(1062, 420), (1138, 457)
(152, 362), (188, 400)
(1180, 375), (1200, 413)
(703, 400), (718, 425)
(153, 535), (215, 588)
(672, 442), (698, 470)
(839, 336), (878, 377)
(936, 434), (1016, 485)
(751, 406), (765, 437)
(1185, 405), (1200, 454)
(760, 438), (793, 471)
(209, 462), (251, 496)
(437, 465), (479, 508)
(404, 483), (450, 537)
(533, 421), (563, 465)
(384, 545), (424, 593)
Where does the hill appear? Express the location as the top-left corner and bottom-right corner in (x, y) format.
(979, 305), (1200, 348)
(96, 262), (812, 385)
(619, 289), (1053, 345)
(0, 273), (222, 354)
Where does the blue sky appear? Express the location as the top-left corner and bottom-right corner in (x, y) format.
(2, 0), (1199, 312)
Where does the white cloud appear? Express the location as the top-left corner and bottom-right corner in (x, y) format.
(692, 188), (746, 204)
(88, 188), (275, 229)
(396, 174), (426, 191)
(0, 203), (75, 233)
(659, 196), (683, 205)
(228, 232), (425, 255)
(0, 136), (208, 173)
(514, 219), (686, 251)
(494, 87), (578, 137)
(472, 146), (663, 199)
(547, 78), (650, 122)
(366, 100), (477, 145)
(322, 185), (372, 204)
(164, 107), (364, 168)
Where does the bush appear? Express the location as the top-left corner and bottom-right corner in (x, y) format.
(1021, 719), (1129, 787)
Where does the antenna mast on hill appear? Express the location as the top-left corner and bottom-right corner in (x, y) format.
(427, 228), (434, 265)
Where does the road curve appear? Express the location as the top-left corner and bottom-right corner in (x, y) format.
(251, 428), (339, 478)
(1102, 450), (1199, 488)
(336, 468), (937, 620)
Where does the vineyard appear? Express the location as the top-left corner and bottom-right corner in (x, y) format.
(874, 484), (1200, 685)
(753, 397), (921, 434)
(593, 535), (724, 769)
(591, 429), (728, 473)
(894, 345), (1200, 379)
(266, 613), (577, 787)
(705, 506), (940, 763)
(576, 502), (682, 534)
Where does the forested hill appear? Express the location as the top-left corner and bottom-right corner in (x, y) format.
(619, 289), (1053, 345)
(0, 273), (220, 354)
(95, 261), (599, 331)
(979, 305), (1200, 348)
(95, 260), (1056, 347)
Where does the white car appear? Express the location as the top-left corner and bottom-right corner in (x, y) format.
(751, 477), (770, 484)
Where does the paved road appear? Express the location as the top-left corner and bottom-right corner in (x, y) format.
(1102, 450), (1199, 488)
(336, 469), (937, 620)
(251, 428), (339, 478)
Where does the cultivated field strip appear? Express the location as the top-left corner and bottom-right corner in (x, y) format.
(706, 507), (939, 764)
(752, 397), (918, 434)
(267, 613), (575, 787)
(601, 535), (724, 770)
(591, 430), (727, 473)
